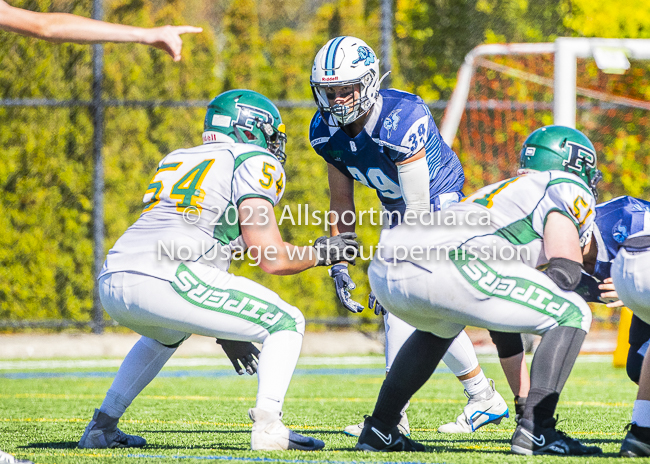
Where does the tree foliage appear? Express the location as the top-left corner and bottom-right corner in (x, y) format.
(1, 0), (650, 325)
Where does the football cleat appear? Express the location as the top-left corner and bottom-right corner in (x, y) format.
(78, 409), (146, 449)
(620, 423), (650, 457)
(249, 408), (325, 451)
(344, 402), (410, 437)
(355, 416), (424, 452)
(0, 449), (33, 464)
(437, 379), (509, 433)
(511, 417), (602, 456)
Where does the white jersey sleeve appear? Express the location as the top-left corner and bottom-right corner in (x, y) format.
(531, 172), (596, 243)
(232, 154), (285, 207)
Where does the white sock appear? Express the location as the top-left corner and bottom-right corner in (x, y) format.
(632, 400), (650, 428)
(100, 336), (176, 418)
(256, 331), (302, 414)
(461, 369), (490, 397)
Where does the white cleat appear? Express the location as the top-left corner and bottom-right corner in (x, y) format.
(0, 449), (33, 464)
(249, 408), (325, 451)
(437, 379), (509, 433)
(78, 409), (146, 449)
(343, 420), (365, 437)
(344, 403), (410, 437)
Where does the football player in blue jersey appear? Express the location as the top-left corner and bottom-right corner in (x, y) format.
(309, 36), (515, 436)
(577, 196), (650, 457)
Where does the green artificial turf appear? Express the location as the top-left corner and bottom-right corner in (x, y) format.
(0, 355), (638, 463)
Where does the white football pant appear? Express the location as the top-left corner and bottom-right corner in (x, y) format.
(371, 256), (591, 340)
(99, 262), (305, 414)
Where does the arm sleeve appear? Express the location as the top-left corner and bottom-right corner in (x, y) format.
(232, 155), (285, 207)
(397, 156), (430, 212)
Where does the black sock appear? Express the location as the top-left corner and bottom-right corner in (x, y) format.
(631, 424), (650, 442)
(523, 326), (585, 425)
(373, 330), (454, 427)
(523, 388), (558, 424)
(514, 395), (527, 417)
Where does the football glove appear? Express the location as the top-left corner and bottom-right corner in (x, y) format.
(216, 339), (260, 375)
(314, 232), (359, 266)
(574, 273), (602, 303)
(329, 264), (364, 313)
(368, 292), (386, 316)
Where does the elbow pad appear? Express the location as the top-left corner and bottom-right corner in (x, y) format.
(397, 157), (430, 212)
(545, 257), (584, 291)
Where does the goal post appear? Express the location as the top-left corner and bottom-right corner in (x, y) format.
(441, 37), (650, 147)
(554, 38), (650, 128)
(440, 42), (554, 146)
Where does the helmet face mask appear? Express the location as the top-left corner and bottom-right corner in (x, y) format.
(253, 118), (287, 165)
(203, 89), (287, 165)
(311, 36), (381, 127)
(519, 125), (602, 199)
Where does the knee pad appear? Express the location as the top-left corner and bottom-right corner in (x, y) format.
(162, 335), (189, 349)
(489, 331), (524, 359)
(627, 344), (644, 384)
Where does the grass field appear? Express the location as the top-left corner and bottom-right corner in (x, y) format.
(0, 354), (639, 463)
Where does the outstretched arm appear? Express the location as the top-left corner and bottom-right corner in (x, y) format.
(240, 198), (317, 275)
(0, 0), (202, 61)
(240, 198), (358, 276)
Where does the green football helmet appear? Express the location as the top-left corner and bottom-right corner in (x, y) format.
(203, 89), (287, 164)
(519, 125), (602, 197)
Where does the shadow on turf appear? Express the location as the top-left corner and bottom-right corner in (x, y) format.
(144, 430), (249, 434)
(142, 429), (342, 435)
(21, 442), (78, 450)
(19, 440), (623, 458)
(416, 436), (619, 456)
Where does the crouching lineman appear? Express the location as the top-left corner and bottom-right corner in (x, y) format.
(357, 125), (603, 455)
(78, 90), (359, 451)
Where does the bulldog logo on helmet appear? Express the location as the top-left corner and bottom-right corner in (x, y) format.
(352, 46), (375, 66)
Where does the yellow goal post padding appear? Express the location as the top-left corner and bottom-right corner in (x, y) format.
(613, 307), (634, 368)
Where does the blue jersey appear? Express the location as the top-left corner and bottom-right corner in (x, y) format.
(309, 89), (465, 214)
(593, 196), (650, 281)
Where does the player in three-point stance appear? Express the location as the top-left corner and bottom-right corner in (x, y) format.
(77, 90), (359, 451)
(357, 126), (603, 455)
(309, 36), (511, 436)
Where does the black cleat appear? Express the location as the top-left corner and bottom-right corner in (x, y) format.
(620, 424), (650, 457)
(355, 416), (424, 452)
(511, 417), (602, 456)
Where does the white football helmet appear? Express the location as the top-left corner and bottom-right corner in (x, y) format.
(310, 36), (382, 126)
